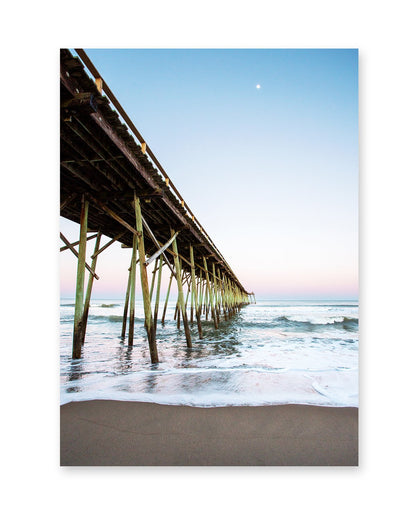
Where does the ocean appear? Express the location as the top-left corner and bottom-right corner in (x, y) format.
(60, 299), (358, 407)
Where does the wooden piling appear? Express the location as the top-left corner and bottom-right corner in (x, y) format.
(231, 282), (237, 315)
(161, 272), (173, 325)
(190, 246), (203, 339)
(223, 274), (231, 319)
(121, 259), (132, 340)
(127, 234), (137, 346)
(184, 279), (191, 309)
(134, 194), (158, 363)
(212, 262), (220, 325)
(176, 301), (181, 329)
(203, 256), (218, 329)
(198, 270), (205, 320)
(204, 281), (209, 319)
(229, 280), (235, 316)
(218, 268), (227, 320)
(81, 231), (102, 344)
(72, 196), (89, 359)
(175, 268), (186, 329)
(171, 230), (192, 349)
(195, 275), (201, 322)
(153, 256), (163, 333)
(228, 279), (233, 316)
(149, 263), (158, 302)
(190, 284), (194, 323)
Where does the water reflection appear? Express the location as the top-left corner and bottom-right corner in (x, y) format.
(115, 344), (134, 374)
(65, 359), (84, 393)
(184, 345), (193, 363)
(145, 364), (159, 393)
(177, 366), (236, 395)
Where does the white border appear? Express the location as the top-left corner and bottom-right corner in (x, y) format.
(4, 0), (416, 518)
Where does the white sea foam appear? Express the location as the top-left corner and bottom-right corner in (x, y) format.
(60, 299), (358, 407)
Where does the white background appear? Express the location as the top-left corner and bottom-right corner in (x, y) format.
(2, 1), (415, 518)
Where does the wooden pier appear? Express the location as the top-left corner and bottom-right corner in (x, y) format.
(60, 48), (255, 361)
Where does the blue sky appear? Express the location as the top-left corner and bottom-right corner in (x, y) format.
(61, 48), (358, 299)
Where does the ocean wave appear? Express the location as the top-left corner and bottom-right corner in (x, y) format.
(62, 312), (358, 333)
(61, 302), (120, 308)
(108, 315), (126, 322)
(275, 316), (358, 331)
(242, 316), (358, 331)
(85, 314), (146, 323)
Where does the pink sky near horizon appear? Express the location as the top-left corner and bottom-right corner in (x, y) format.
(60, 218), (358, 301)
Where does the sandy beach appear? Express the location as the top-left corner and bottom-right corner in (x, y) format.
(60, 400), (358, 466)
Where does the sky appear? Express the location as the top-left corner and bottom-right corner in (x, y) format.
(60, 48), (358, 300)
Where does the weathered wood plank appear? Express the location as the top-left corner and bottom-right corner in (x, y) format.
(60, 233), (98, 252)
(60, 232), (99, 280)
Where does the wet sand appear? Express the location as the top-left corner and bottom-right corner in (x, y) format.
(60, 400), (358, 466)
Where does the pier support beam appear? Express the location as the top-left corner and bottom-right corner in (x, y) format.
(204, 279), (209, 319)
(81, 231), (102, 345)
(72, 196), (88, 359)
(121, 259), (132, 340)
(184, 276), (191, 310)
(134, 194), (159, 363)
(127, 234), (137, 346)
(218, 268), (227, 320)
(198, 270), (205, 321)
(190, 246), (203, 339)
(149, 263), (158, 302)
(161, 272), (173, 325)
(171, 230), (192, 349)
(203, 256), (218, 329)
(212, 262), (220, 325)
(153, 256), (163, 333)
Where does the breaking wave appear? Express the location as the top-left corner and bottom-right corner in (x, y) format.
(275, 316), (358, 331)
(242, 316), (358, 331)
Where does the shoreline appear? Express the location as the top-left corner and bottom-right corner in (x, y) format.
(61, 400), (358, 466)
